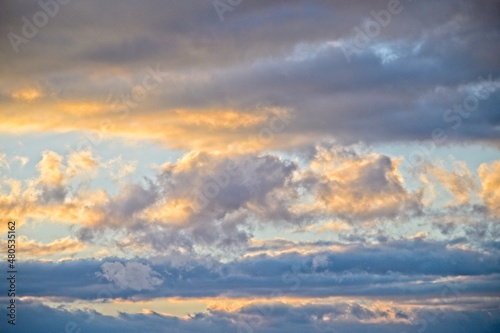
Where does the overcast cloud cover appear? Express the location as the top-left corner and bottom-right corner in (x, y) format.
(0, 0), (499, 332)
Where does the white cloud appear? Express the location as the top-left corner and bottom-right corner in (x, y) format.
(98, 261), (163, 291)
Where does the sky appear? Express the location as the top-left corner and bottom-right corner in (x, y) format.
(0, 0), (499, 332)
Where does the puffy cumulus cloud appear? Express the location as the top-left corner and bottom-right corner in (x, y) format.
(75, 143), (500, 259)
(300, 146), (423, 222)
(78, 151), (301, 255)
(478, 160), (500, 217)
(98, 261), (163, 291)
(36, 150), (65, 186)
(0, 146), (494, 258)
(417, 160), (478, 205)
(0, 150), (106, 225)
(33, 149), (99, 204)
(75, 146), (427, 255)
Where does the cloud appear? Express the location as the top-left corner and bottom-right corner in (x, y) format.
(1, 1), (498, 150)
(0, 152), (9, 170)
(66, 150), (99, 179)
(36, 150), (65, 186)
(12, 155), (29, 169)
(0, 150), (106, 224)
(478, 160), (500, 217)
(34, 150), (98, 204)
(300, 146), (423, 222)
(1, 148), (497, 259)
(98, 261), (163, 291)
(1, 1), (498, 331)
(77, 151), (302, 255)
(417, 160), (477, 205)
(17, 236), (86, 259)
(16, 238), (500, 301)
(74, 146), (425, 254)
(11, 86), (43, 102)
(103, 156), (138, 182)
(8, 291), (500, 333)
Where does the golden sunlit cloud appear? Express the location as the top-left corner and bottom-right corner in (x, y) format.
(11, 87), (43, 102)
(0, 102), (295, 153)
(304, 147), (421, 221)
(418, 160), (477, 205)
(478, 160), (500, 217)
(1, 236), (86, 260)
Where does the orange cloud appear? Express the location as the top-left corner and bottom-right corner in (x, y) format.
(173, 109), (268, 129)
(0, 150), (108, 226)
(3, 236), (86, 259)
(418, 160), (477, 205)
(37, 151), (65, 186)
(478, 160), (500, 216)
(11, 87), (43, 102)
(140, 198), (193, 226)
(303, 147), (422, 221)
(0, 101), (294, 153)
(66, 150), (99, 179)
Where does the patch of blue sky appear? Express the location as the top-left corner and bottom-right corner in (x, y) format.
(0, 132), (184, 194)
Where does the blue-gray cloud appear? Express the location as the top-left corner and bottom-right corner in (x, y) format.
(17, 239), (500, 301)
(6, 299), (500, 333)
(1, 0), (499, 147)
